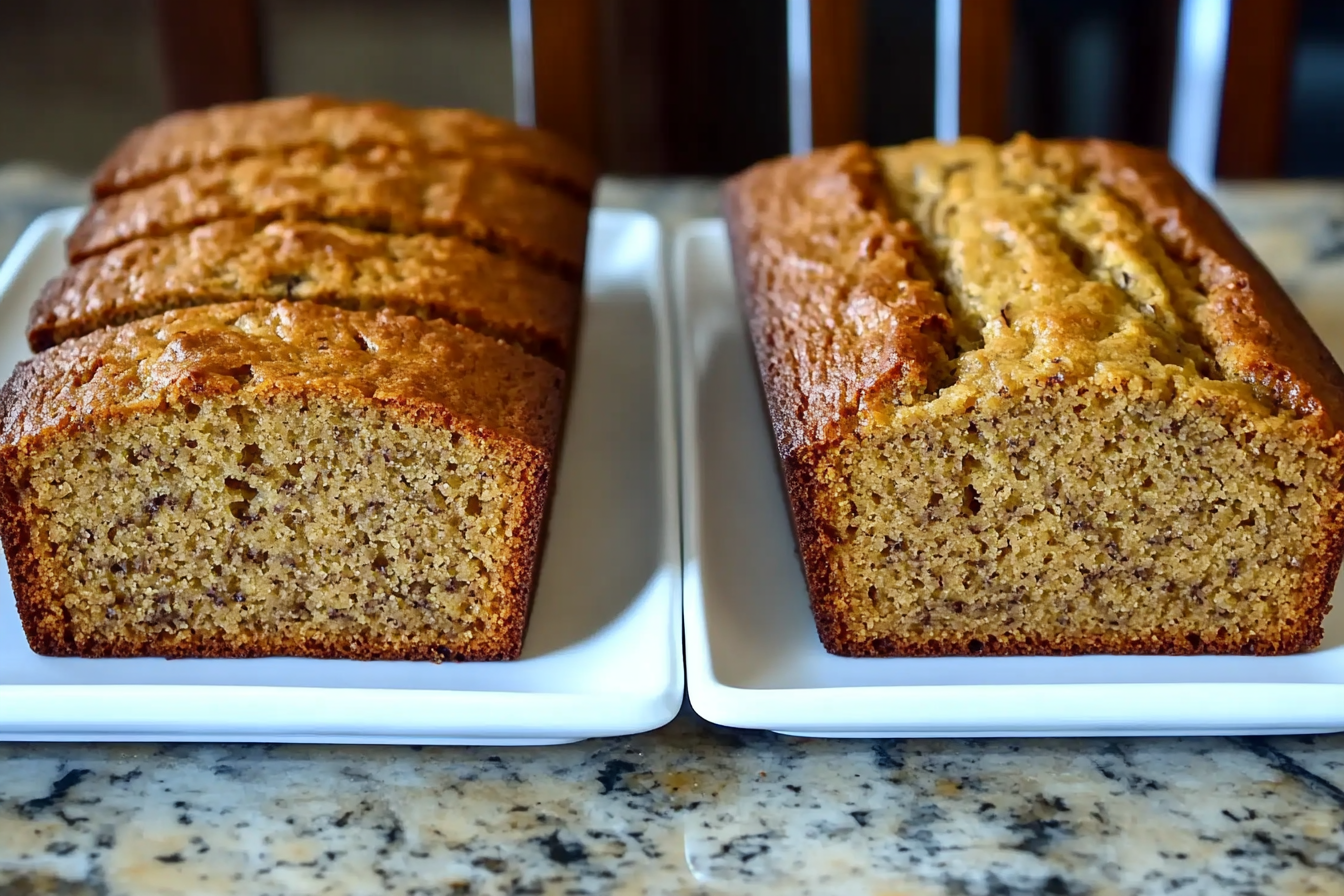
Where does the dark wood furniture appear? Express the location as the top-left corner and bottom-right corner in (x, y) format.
(152, 0), (1301, 178)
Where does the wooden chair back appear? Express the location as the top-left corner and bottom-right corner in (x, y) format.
(153, 0), (1301, 184)
(787, 0), (1299, 188)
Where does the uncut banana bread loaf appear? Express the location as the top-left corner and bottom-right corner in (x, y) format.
(724, 134), (1344, 657)
(0, 301), (564, 660)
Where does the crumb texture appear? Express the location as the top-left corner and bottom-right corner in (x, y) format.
(0, 301), (565, 660)
(14, 395), (535, 659)
(826, 387), (1339, 656)
(726, 135), (1344, 657)
(32, 218), (580, 363)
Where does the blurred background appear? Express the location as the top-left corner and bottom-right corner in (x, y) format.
(0, 0), (1342, 179)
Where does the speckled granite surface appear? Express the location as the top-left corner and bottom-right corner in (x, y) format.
(2, 719), (1343, 895)
(0, 173), (1342, 895)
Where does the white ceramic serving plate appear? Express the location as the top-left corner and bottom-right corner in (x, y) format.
(676, 217), (1344, 739)
(0, 207), (682, 745)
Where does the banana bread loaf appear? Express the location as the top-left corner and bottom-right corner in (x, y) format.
(0, 301), (564, 661)
(68, 147), (590, 278)
(30, 218), (581, 364)
(92, 94), (597, 201)
(724, 135), (1344, 657)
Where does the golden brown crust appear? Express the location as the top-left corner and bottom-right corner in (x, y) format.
(723, 143), (956, 456)
(775, 448), (850, 656)
(31, 218), (581, 365)
(69, 149), (591, 280)
(1079, 139), (1344, 428)
(727, 136), (1344, 658)
(0, 300), (564, 452)
(92, 94), (597, 202)
(16, 634), (526, 662)
(0, 301), (564, 662)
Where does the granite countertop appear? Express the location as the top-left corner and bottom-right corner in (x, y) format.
(4, 721), (1343, 895)
(1, 170), (1343, 896)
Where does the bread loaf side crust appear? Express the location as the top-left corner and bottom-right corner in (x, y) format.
(92, 95), (597, 202)
(726, 136), (1344, 657)
(0, 301), (564, 661)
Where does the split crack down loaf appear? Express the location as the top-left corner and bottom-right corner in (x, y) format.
(725, 135), (1344, 657)
(0, 96), (595, 660)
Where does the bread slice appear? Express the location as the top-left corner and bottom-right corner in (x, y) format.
(92, 94), (597, 201)
(725, 136), (1344, 657)
(68, 148), (590, 278)
(0, 301), (564, 661)
(31, 218), (581, 364)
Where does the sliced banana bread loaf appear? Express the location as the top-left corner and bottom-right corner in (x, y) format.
(725, 135), (1344, 657)
(0, 301), (564, 661)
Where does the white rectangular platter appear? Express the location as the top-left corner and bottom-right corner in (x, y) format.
(0, 207), (683, 745)
(677, 217), (1344, 738)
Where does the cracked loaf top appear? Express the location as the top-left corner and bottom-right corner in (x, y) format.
(724, 135), (1344, 456)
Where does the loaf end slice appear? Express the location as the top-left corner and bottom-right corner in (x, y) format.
(726, 137), (1344, 657)
(0, 301), (564, 661)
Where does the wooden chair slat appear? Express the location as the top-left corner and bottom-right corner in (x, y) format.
(808, 0), (865, 148)
(957, 0), (1015, 141)
(155, 0), (266, 111)
(1217, 0), (1299, 178)
(527, 0), (603, 159)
